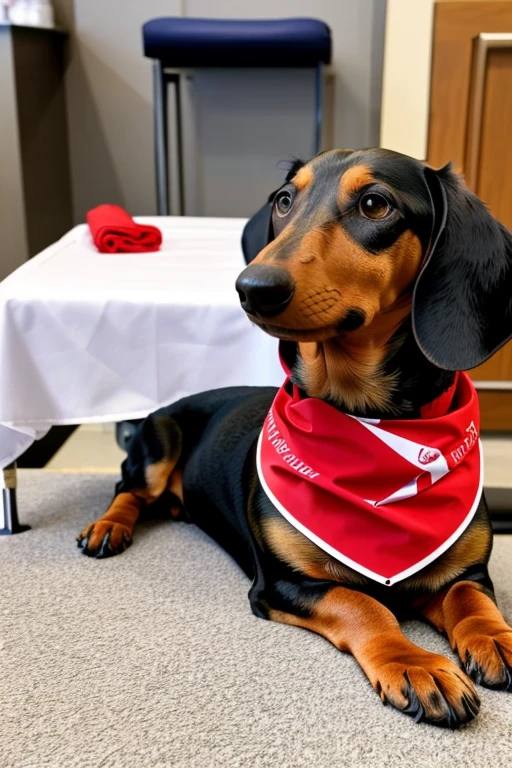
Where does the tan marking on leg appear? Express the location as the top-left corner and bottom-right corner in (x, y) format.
(421, 580), (512, 689)
(168, 467), (184, 504)
(168, 468), (185, 518)
(102, 492), (144, 527)
(145, 459), (176, 499)
(269, 586), (479, 725)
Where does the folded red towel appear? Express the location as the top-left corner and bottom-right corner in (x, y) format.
(87, 204), (163, 253)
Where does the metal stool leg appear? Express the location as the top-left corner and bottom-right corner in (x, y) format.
(153, 59), (170, 215)
(167, 73), (186, 216)
(1, 463), (30, 535)
(174, 73), (186, 216)
(314, 62), (324, 155)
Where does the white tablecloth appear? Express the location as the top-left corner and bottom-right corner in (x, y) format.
(0, 217), (283, 469)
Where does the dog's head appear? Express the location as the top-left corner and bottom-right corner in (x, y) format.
(237, 148), (512, 371)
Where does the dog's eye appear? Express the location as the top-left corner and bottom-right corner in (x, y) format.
(359, 193), (390, 220)
(275, 191), (293, 216)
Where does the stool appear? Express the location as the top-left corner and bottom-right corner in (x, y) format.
(143, 17), (332, 215)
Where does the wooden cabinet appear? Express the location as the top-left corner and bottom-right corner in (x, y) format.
(427, 1), (512, 429)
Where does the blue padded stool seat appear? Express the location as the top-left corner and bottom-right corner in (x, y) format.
(143, 17), (332, 68)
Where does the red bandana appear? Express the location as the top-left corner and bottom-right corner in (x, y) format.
(257, 362), (482, 586)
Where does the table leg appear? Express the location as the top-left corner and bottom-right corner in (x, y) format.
(0, 463), (30, 535)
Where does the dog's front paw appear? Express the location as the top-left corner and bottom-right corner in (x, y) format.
(371, 652), (480, 728)
(76, 520), (132, 558)
(454, 619), (512, 691)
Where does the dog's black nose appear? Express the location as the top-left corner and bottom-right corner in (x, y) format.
(236, 264), (295, 318)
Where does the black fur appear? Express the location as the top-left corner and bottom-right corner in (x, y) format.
(413, 164), (512, 370)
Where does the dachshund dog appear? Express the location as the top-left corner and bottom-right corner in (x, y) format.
(77, 149), (512, 728)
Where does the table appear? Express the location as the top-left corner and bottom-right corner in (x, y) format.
(0, 216), (284, 531)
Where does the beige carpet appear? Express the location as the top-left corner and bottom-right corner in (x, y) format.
(2, 471), (512, 768)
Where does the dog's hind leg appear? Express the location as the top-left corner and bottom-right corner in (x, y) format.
(77, 414), (182, 558)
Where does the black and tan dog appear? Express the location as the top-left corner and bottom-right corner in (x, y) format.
(78, 149), (512, 728)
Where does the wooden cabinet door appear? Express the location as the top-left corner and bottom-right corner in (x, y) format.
(427, 1), (512, 429)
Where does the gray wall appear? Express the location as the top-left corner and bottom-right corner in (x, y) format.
(59, 0), (386, 221)
(0, 25), (72, 280)
(0, 29), (28, 278)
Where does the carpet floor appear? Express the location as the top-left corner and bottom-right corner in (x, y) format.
(2, 471), (512, 768)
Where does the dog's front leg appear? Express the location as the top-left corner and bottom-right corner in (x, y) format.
(269, 585), (479, 727)
(420, 580), (512, 691)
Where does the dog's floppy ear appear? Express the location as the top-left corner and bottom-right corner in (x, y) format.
(412, 163), (512, 371)
(241, 199), (274, 265)
(241, 160), (305, 264)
